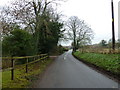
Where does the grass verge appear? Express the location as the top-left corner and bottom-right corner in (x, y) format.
(73, 51), (120, 81)
(2, 58), (53, 88)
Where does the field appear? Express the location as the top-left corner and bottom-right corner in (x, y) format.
(73, 51), (120, 75)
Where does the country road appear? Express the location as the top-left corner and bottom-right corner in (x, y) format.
(34, 50), (119, 88)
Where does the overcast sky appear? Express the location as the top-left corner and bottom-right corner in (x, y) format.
(57, 0), (119, 46)
(0, 0), (119, 46)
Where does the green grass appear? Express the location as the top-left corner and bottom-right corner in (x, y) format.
(2, 70), (28, 88)
(0, 70), (2, 89)
(73, 51), (120, 75)
(2, 58), (53, 88)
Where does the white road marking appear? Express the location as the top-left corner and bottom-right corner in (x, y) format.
(64, 53), (67, 60)
(64, 55), (66, 60)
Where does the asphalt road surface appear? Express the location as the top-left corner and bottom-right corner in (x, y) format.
(35, 50), (119, 88)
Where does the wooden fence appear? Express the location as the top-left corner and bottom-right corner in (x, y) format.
(2, 54), (48, 80)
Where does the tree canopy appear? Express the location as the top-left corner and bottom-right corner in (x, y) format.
(1, 0), (65, 56)
(2, 28), (33, 57)
(66, 16), (94, 51)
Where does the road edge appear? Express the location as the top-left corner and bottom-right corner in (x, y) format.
(72, 52), (120, 84)
(29, 56), (58, 88)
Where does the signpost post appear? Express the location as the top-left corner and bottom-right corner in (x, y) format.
(111, 0), (115, 50)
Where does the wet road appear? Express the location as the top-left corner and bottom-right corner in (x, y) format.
(36, 50), (118, 88)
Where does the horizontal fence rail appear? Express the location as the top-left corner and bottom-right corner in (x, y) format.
(2, 54), (49, 80)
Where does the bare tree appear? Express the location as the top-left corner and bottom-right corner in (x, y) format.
(66, 16), (94, 52)
(0, 0), (64, 33)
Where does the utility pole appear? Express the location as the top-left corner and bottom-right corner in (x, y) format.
(111, 0), (115, 50)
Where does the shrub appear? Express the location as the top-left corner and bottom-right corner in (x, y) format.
(2, 29), (33, 63)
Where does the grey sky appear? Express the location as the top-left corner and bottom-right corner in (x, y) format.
(0, 0), (119, 46)
(118, 1), (120, 39)
(57, 0), (119, 46)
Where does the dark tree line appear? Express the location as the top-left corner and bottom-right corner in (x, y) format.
(99, 39), (120, 49)
(1, 0), (65, 56)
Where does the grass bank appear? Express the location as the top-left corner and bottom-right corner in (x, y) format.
(2, 58), (53, 88)
(73, 51), (120, 79)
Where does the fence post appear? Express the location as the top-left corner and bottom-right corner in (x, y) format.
(42, 55), (44, 62)
(11, 57), (14, 80)
(34, 56), (36, 61)
(39, 55), (40, 59)
(45, 54), (46, 60)
(45, 54), (47, 60)
(26, 58), (28, 73)
(38, 55), (39, 60)
(41, 55), (43, 61)
(43, 55), (45, 61)
(47, 53), (49, 59)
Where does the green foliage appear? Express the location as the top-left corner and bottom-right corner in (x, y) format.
(58, 45), (69, 54)
(74, 51), (120, 75)
(2, 28), (33, 57)
(37, 17), (64, 54)
(1, 0), (65, 56)
(116, 39), (120, 48)
(99, 40), (107, 47)
(58, 45), (64, 54)
(47, 21), (64, 53)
